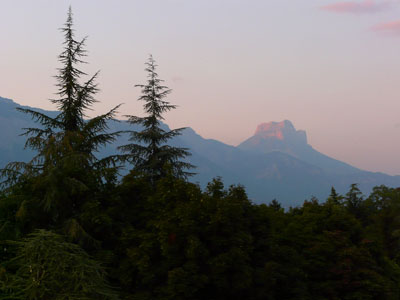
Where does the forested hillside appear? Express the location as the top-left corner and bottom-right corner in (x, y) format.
(1, 9), (400, 300)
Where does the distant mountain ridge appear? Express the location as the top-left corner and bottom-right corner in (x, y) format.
(238, 120), (359, 175)
(1, 96), (399, 206)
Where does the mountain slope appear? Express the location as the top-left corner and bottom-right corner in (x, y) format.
(238, 120), (359, 175)
(176, 121), (400, 205)
(1, 97), (399, 206)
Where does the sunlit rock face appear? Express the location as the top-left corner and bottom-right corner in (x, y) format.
(254, 120), (307, 144)
(239, 120), (308, 157)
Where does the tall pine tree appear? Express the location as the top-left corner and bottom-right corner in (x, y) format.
(119, 55), (194, 183)
(1, 7), (120, 239)
(0, 8), (120, 299)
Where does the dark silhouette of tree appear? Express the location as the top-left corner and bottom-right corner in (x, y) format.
(345, 183), (365, 220)
(0, 7), (120, 238)
(326, 186), (343, 205)
(1, 7), (400, 300)
(1, 230), (119, 299)
(268, 199), (283, 211)
(118, 55), (194, 183)
(0, 8), (121, 300)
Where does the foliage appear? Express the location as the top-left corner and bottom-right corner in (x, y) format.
(0, 230), (118, 300)
(0, 8), (120, 300)
(106, 176), (400, 299)
(1, 7), (400, 300)
(0, 8), (121, 239)
(118, 55), (194, 183)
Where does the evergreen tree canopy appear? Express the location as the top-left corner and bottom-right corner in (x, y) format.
(13, 7), (120, 172)
(118, 55), (194, 182)
(0, 230), (119, 300)
(0, 7), (121, 236)
(2, 7), (400, 300)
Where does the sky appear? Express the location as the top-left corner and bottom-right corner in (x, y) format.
(0, 0), (400, 175)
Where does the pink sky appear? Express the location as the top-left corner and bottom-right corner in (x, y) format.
(320, 0), (392, 13)
(372, 20), (400, 34)
(1, 0), (400, 175)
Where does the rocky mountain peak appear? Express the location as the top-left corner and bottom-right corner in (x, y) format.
(255, 120), (295, 140)
(253, 120), (307, 144)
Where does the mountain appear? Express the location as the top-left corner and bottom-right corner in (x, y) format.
(238, 120), (359, 175)
(176, 122), (400, 206)
(0, 97), (36, 166)
(1, 96), (399, 207)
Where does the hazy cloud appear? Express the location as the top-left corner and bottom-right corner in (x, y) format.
(320, 0), (392, 14)
(371, 20), (400, 35)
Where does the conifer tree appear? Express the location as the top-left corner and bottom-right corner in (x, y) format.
(119, 55), (194, 183)
(327, 186), (343, 205)
(1, 230), (119, 300)
(0, 8), (120, 299)
(0, 8), (120, 236)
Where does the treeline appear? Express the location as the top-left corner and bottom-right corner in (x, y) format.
(0, 9), (400, 300)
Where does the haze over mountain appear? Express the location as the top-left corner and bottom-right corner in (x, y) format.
(238, 120), (359, 175)
(1, 96), (399, 206)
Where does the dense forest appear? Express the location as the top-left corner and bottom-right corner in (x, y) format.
(0, 9), (400, 300)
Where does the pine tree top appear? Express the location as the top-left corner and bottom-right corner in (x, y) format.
(118, 55), (195, 182)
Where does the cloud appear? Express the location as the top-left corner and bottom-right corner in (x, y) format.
(371, 20), (400, 35)
(320, 0), (392, 14)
